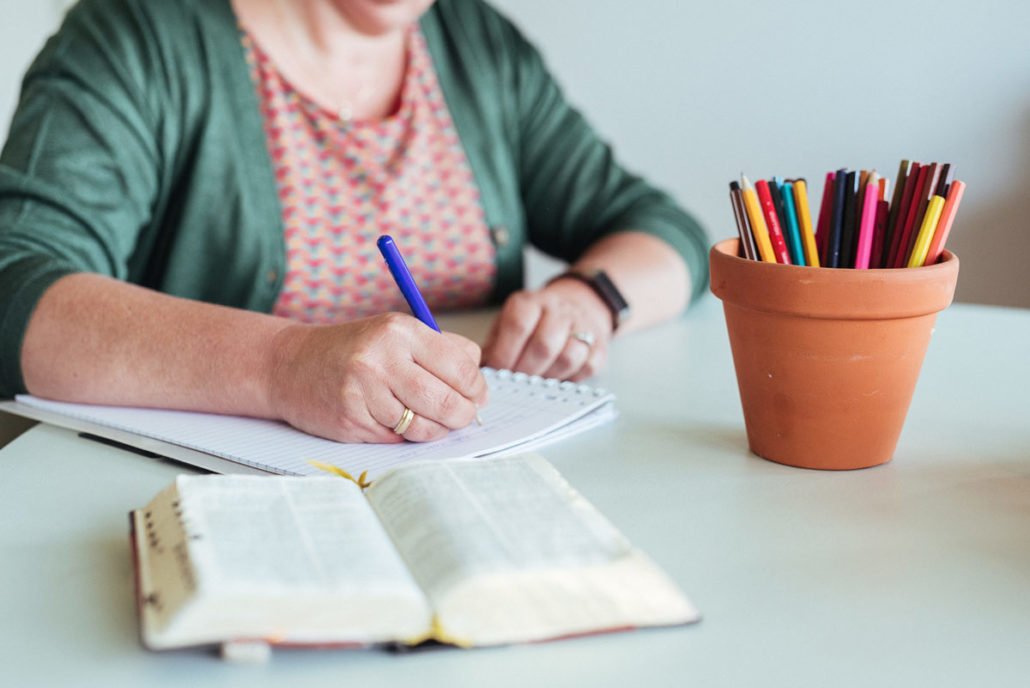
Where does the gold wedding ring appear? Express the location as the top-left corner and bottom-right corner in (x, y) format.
(392, 407), (415, 435)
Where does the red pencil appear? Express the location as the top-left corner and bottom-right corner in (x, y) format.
(755, 179), (792, 264)
(924, 180), (966, 265)
(815, 171), (835, 264)
(889, 163), (929, 268)
(883, 160), (914, 267)
(869, 199), (889, 269)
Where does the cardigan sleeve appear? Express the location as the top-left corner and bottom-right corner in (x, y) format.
(0, 0), (160, 397)
(505, 18), (710, 302)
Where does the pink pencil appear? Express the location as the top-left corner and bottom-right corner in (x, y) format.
(924, 180), (966, 265)
(854, 174), (880, 269)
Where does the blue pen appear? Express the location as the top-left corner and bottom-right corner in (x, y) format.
(779, 182), (807, 266)
(377, 234), (441, 332)
(377, 234), (483, 425)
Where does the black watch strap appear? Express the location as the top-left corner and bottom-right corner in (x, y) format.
(550, 269), (631, 332)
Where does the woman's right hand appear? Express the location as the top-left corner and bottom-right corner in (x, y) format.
(267, 312), (488, 444)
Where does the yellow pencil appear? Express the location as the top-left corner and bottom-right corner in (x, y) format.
(906, 195), (946, 268)
(792, 180), (820, 267)
(740, 175), (776, 263)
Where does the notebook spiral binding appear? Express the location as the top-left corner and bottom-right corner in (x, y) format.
(481, 367), (608, 403)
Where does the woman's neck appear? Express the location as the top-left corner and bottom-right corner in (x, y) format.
(232, 0), (410, 121)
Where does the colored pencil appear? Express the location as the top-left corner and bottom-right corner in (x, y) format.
(924, 180), (966, 265)
(889, 163), (928, 268)
(882, 160), (911, 267)
(826, 168), (848, 268)
(906, 195), (946, 268)
(740, 175), (777, 263)
(729, 181), (757, 260)
(839, 170), (859, 268)
(793, 179), (820, 267)
(854, 173), (880, 269)
(769, 177), (797, 262)
(869, 199), (889, 269)
(815, 171), (835, 261)
(900, 163), (941, 265)
(755, 179), (792, 264)
(935, 163), (952, 197)
(779, 182), (806, 266)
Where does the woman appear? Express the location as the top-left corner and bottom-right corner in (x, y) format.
(0, 0), (707, 444)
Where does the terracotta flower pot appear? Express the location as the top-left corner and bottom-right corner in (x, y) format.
(709, 238), (959, 470)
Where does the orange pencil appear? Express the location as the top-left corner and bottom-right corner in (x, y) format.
(924, 180), (966, 265)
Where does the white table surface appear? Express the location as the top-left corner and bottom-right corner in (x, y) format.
(1, 296), (1028, 687)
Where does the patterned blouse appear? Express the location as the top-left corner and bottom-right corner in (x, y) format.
(244, 27), (497, 323)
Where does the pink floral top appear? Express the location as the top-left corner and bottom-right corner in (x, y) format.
(244, 28), (496, 323)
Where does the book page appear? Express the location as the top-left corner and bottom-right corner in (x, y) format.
(140, 476), (431, 648)
(182, 476), (412, 593)
(366, 455), (630, 600)
(365, 455), (697, 645)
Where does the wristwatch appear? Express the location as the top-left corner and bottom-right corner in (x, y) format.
(551, 269), (631, 332)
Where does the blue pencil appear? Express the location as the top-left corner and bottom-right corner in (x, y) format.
(779, 182), (807, 266)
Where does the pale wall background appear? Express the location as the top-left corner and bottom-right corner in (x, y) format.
(3, 0), (1029, 307)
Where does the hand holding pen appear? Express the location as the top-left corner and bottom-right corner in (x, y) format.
(264, 237), (486, 444)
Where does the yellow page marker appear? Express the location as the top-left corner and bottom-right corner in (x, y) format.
(793, 180), (821, 267)
(308, 460), (372, 489)
(907, 195), (945, 268)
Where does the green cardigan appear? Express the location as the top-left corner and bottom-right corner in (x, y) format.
(0, 0), (709, 397)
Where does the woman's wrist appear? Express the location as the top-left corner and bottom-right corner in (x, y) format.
(542, 277), (615, 335)
(264, 320), (312, 421)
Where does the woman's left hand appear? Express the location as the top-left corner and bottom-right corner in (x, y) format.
(481, 278), (612, 381)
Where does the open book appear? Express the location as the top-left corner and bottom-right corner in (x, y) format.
(132, 454), (698, 652)
(6, 368), (615, 480)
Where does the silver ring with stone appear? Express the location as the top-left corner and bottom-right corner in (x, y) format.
(572, 331), (596, 348)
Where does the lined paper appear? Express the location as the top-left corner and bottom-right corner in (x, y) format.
(16, 369), (616, 480)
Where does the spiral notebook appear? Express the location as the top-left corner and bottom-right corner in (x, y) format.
(7, 369), (616, 480)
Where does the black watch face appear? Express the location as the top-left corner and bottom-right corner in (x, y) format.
(585, 270), (629, 327)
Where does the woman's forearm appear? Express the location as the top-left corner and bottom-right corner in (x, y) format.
(20, 273), (488, 444)
(567, 231), (691, 334)
(20, 273), (291, 416)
